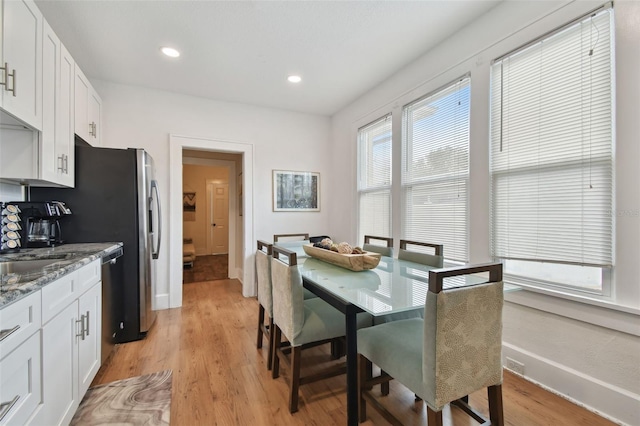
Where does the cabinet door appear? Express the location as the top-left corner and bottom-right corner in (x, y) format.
(57, 43), (75, 186)
(40, 302), (79, 426)
(74, 64), (89, 142)
(77, 282), (102, 397)
(40, 19), (59, 183)
(0, 332), (42, 426)
(88, 88), (102, 146)
(1, 0), (42, 130)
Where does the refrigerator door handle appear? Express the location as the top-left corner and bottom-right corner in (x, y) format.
(151, 179), (162, 259)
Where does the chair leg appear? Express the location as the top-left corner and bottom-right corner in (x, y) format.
(257, 304), (265, 348)
(289, 346), (302, 413)
(381, 370), (390, 396)
(330, 339), (340, 359)
(267, 317), (274, 370)
(272, 325), (281, 379)
(427, 407), (443, 426)
(488, 384), (504, 426)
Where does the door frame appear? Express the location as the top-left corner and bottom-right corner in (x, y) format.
(169, 135), (255, 308)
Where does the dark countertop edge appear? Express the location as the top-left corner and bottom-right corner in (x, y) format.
(0, 242), (123, 309)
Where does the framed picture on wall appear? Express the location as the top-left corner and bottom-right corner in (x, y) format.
(183, 192), (196, 221)
(273, 170), (320, 212)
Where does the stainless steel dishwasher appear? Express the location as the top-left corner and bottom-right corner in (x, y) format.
(101, 246), (124, 363)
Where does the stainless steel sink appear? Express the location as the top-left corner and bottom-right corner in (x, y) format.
(0, 259), (68, 275)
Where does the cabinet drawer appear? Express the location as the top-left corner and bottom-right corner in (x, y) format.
(41, 270), (77, 324)
(0, 291), (42, 359)
(77, 259), (101, 296)
(0, 331), (42, 426)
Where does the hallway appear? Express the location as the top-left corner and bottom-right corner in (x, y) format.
(183, 254), (228, 283)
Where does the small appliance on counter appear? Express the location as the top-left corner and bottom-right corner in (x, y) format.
(1, 202), (23, 253)
(6, 201), (72, 248)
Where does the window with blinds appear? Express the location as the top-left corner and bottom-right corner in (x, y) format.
(402, 76), (470, 263)
(357, 115), (392, 244)
(490, 7), (614, 294)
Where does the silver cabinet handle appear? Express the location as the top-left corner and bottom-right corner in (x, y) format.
(76, 315), (86, 340)
(0, 63), (16, 96)
(0, 63), (7, 89)
(93, 122), (97, 138)
(57, 155), (65, 172)
(84, 311), (90, 337)
(0, 325), (20, 342)
(0, 395), (20, 422)
(64, 154), (69, 174)
(9, 68), (16, 96)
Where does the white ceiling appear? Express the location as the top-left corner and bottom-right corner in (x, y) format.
(36, 0), (501, 116)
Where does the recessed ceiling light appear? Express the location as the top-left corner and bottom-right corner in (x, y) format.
(161, 47), (180, 58)
(287, 75), (302, 83)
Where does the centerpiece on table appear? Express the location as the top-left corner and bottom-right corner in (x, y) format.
(302, 238), (381, 271)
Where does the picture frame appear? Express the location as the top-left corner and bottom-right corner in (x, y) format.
(273, 170), (320, 212)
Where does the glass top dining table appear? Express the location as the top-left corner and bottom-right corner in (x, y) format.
(272, 240), (488, 425)
(274, 240), (485, 316)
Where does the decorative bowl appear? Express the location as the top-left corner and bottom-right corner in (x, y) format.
(302, 244), (381, 271)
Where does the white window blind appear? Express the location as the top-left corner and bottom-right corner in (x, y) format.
(402, 76), (470, 262)
(490, 7), (614, 268)
(358, 115), (392, 243)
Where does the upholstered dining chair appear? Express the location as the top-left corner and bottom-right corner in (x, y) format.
(374, 239), (444, 325)
(363, 235), (394, 257)
(398, 239), (444, 268)
(270, 245), (371, 413)
(256, 240), (276, 369)
(357, 263), (504, 426)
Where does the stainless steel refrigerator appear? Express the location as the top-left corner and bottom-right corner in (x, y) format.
(32, 137), (162, 343)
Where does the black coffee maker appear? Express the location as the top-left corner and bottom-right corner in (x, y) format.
(9, 201), (72, 248)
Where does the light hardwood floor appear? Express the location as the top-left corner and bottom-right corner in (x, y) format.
(92, 279), (616, 426)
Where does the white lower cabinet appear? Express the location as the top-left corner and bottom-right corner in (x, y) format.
(39, 302), (79, 425)
(77, 282), (102, 397)
(27, 259), (102, 426)
(0, 289), (42, 426)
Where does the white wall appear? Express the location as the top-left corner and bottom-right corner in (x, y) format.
(330, 1), (640, 424)
(92, 80), (332, 305)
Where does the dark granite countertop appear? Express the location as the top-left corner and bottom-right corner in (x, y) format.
(0, 242), (123, 309)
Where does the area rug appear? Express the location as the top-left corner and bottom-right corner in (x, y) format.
(70, 370), (172, 425)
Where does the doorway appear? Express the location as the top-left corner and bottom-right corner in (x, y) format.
(181, 162), (232, 284)
(169, 135), (255, 309)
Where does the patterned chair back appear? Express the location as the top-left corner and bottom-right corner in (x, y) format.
(423, 265), (503, 411)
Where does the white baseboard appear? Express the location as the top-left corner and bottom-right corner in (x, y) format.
(502, 343), (638, 426)
(154, 293), (170, 311)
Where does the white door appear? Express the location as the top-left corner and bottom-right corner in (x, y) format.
(206, 182), (229, 254)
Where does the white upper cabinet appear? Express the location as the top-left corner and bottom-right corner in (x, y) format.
(41, 19), (74, 187)
(74, 65), (102, 146)
(0, 0), (43, 130)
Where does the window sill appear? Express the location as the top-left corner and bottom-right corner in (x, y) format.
(504, 284), (640, 337)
